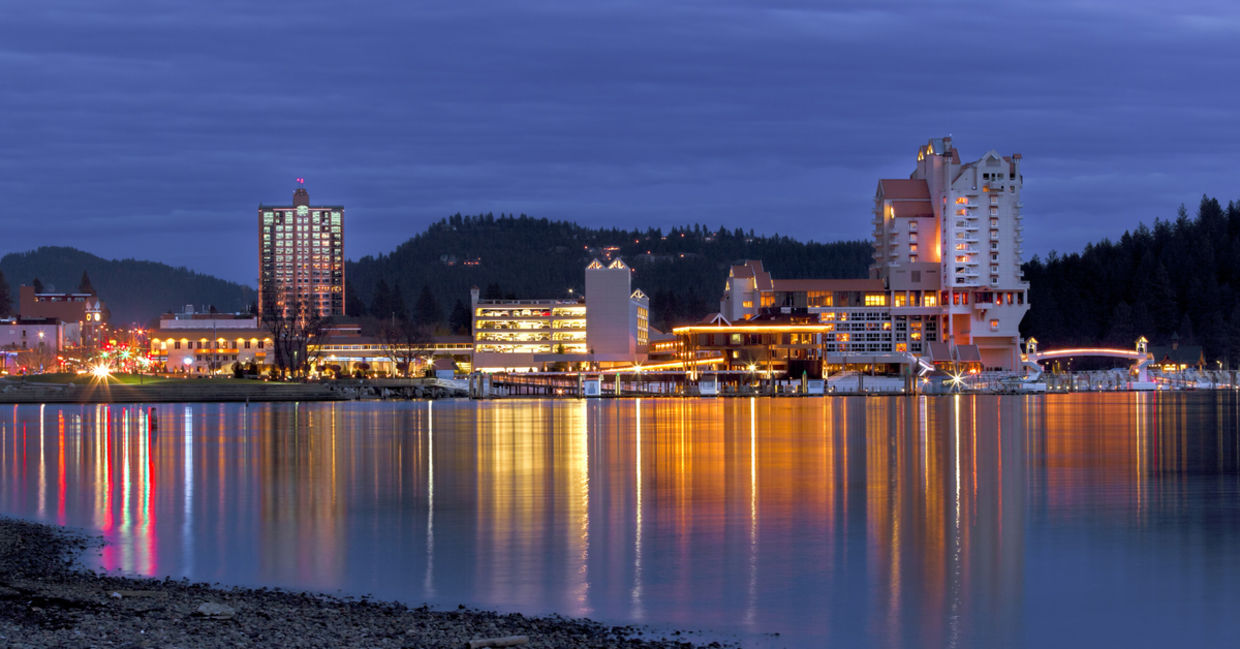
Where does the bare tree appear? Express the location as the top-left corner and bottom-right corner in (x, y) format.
(18, 342), (58, 374)
(378, 317), (431, 377)
(261, 291), (329, 379)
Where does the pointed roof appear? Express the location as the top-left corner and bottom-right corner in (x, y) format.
(878, 179), (930, 200)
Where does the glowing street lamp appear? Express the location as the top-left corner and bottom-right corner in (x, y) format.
(947, 371), (965, 393)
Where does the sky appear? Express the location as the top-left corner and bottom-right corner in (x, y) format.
(2, 0), (1238, 286)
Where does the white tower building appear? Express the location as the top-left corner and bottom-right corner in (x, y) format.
(872, 137), (1030, 370)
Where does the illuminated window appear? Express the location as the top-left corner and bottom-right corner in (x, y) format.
(955, 197), (967, 204)
(909, 244), (918, 253)
(807, 291), (832, 307)
(742, 300), (753, 308)
(896, 343), (908, 352)
(864, 294), (887, 307)
(922, 294), (937, 307)
(894, 293), (907, 307)
(990, 319), (1000, 330)
(837, 333), (850, 342)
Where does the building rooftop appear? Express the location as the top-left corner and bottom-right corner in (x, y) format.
(892, 201), (934, 218)
(770, 278), (885, 292)
(878, 179), (931, 200)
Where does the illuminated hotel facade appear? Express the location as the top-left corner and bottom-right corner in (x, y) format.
(685, 137), (1029, 373)
(149, 311), (272, 374)
(258, 186), (345, 319)
(872, 136), (1029, 370)
(471, 259), (649, 371)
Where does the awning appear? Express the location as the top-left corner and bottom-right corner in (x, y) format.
(957, 344), (982, 363)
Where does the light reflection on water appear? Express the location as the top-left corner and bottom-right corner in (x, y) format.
(2, 394), (1240, 648)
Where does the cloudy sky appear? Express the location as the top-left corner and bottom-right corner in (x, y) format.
(2, 1), (1237, 285)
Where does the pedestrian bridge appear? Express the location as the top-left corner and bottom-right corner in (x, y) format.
(1021, 338), (1153, 382)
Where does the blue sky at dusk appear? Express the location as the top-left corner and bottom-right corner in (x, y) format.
(2, 0), (1238, 285)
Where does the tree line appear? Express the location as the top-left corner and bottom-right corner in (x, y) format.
(1021, 196), (1240, 365)
(346, 214), (873, 333)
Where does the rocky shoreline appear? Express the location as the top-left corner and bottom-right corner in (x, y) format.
(0, 517), (726, 649)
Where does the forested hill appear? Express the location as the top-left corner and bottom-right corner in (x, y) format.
(1021, 196), (1240, 364)
(346, 214), (873, 332)
(0, 247), (255, 325)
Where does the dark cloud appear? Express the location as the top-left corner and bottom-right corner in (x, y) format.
(1, 0), (1238, 284)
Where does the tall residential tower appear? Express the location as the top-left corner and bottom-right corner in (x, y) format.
(871, 136), (1029, 369)
(258, 186), (345, 319)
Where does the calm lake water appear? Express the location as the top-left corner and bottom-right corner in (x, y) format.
(3, 395), (1240, 648)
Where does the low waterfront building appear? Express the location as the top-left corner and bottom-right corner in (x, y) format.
(149, 311), (272, 375)
(18, 285), (106, 348)
(1148, 335), (1206, 371)
(311, 325), (472, 377)
(702, 260), (956, 375)
(0, 317), (72, 373)
(471, 259), (649, 371)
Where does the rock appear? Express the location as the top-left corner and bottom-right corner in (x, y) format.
(194, 601), (236, 620)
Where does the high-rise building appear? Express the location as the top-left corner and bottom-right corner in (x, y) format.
(258, 186), (345, 319)
(701, 137), (1030, 373)
(871, 137), (1029, 369)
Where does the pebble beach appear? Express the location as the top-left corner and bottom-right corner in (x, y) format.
(0, 517), (725, 649)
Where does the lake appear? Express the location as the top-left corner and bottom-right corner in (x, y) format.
(2, 394), (1239, 648)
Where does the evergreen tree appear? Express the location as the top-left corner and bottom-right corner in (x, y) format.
(78, 270), (95, 294)
(1226, 303), (1240, 369)
(31, 277), (44, 293)
(1178, 314), (1196, 346)
(345, 290), (365, 318)
(1104, 302), (1137, 347)
(449, 299), (471, 334)
(0, 270), (10, 317)
(413, 285), (442, 327)
(369, 279), (394, 319)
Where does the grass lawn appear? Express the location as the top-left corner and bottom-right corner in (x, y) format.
(4, 373), (271, 386)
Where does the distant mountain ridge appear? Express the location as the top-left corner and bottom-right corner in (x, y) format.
(0, 246), (255, 325)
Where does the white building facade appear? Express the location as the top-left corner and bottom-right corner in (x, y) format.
(471, 259), (649, 371)
(872, 137), (1029, 370)
(715, 137), (1029, 372)
(149, 312), (272, 374)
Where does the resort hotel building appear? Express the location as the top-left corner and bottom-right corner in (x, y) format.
(676, 137), (1030, 374)
(258, 185), (346, 319)
(471, 259), (650, 371)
